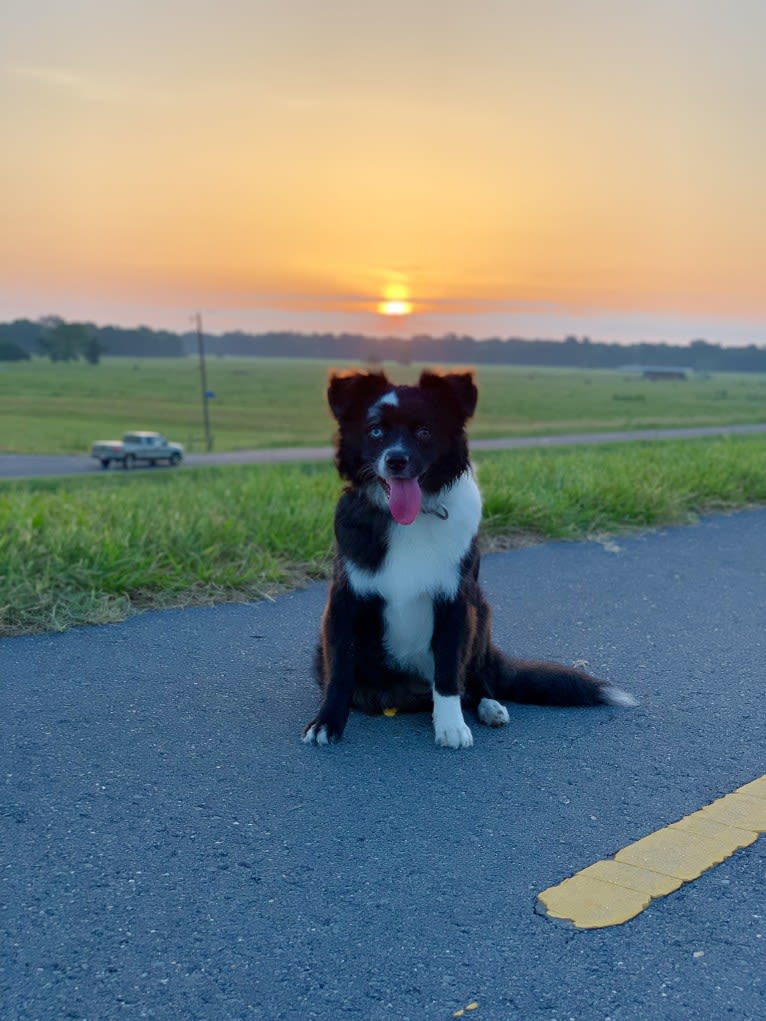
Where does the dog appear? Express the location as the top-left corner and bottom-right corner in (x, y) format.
(303, 369), (635, 749)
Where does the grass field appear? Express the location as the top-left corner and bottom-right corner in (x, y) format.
(2, 433), (765, 636)
(2, 356), (766, 454)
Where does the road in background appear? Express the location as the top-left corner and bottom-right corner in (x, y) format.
(2, 509), (765, 1019)
(2, 421), (766, 479)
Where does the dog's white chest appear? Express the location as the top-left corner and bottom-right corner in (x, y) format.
(344, 471), (482, 675)
(381, 593), (435, 676)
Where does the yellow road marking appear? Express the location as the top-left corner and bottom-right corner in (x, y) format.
(537, 774), (766, 929)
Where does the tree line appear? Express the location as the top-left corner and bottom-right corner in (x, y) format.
(2, 317), (766, 373)
(0, 318), (184, 362)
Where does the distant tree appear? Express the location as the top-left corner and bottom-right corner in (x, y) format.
(689, 338), (719, 372)
(100, 324), (184, 356)
(38, 320), (106, 362)
(0, 318), (45, 354)
(82, 332), (107, 364)
(40, 321), (88, 362)
(0, 339), (30, 361)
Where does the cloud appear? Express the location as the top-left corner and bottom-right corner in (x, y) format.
(7, 63), (92, 92)
(4, 62), (148, 106)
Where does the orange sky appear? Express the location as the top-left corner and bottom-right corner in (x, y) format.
(2, 0), (765, 344)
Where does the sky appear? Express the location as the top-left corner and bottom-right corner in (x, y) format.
(1, 0), (765, 345)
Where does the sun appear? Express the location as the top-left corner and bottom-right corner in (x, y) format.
(377, 283), (413, 317)
(378, 298), (413, 316)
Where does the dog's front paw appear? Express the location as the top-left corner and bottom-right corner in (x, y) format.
(302, 713), (346, 746)
(302, 722), (331, 746)
(432, 692), (473, 749)
(434, 721), (474, 749)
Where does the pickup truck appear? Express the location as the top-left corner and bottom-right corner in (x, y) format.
(91, 431), (184, 469)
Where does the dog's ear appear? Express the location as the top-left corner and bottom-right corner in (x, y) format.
(327, 370), (391, 422)
(419, 370), (478, 422)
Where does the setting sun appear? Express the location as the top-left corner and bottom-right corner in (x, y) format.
(378, 299), (413, 317)
(378, 282), (413, 317)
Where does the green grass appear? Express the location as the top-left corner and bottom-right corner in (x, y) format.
(2, 433), (765, 636)
(2, 356), (766, 454)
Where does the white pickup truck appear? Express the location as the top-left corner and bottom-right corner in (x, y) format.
(91, 431), (184, 469)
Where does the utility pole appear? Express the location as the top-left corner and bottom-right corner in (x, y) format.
(195, 312), (213, 451)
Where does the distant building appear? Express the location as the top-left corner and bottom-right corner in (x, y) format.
(621, 365), (692, 381)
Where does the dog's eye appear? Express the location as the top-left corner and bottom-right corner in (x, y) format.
(416, 426), (432, 441)
(368, 425), (384, 440)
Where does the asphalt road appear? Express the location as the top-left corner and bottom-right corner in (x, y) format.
(2, 422), (766, 478)
(2, 509), (765, 1020)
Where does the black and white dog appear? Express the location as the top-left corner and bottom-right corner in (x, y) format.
(303, 369), (635, 749)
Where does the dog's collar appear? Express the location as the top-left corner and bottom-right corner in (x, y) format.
(366, 480), (449, 520)
(421, 504), (449, 520)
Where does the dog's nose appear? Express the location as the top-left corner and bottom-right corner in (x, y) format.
(384, 450), (411, 475)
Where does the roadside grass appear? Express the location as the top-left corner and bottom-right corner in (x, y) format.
(0, 464), (338, 635)
(2, 434), (765, 636)
(2, 356), (766, 454)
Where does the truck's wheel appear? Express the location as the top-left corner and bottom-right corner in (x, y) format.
(100, 459), (110, 469)
(169, 453), (181, 466)
(123, 454), (135, 470)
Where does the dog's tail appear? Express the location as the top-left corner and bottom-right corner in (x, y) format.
(487, 647), (637, 708)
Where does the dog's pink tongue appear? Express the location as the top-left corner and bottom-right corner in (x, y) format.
(387, 478), (422, 525)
